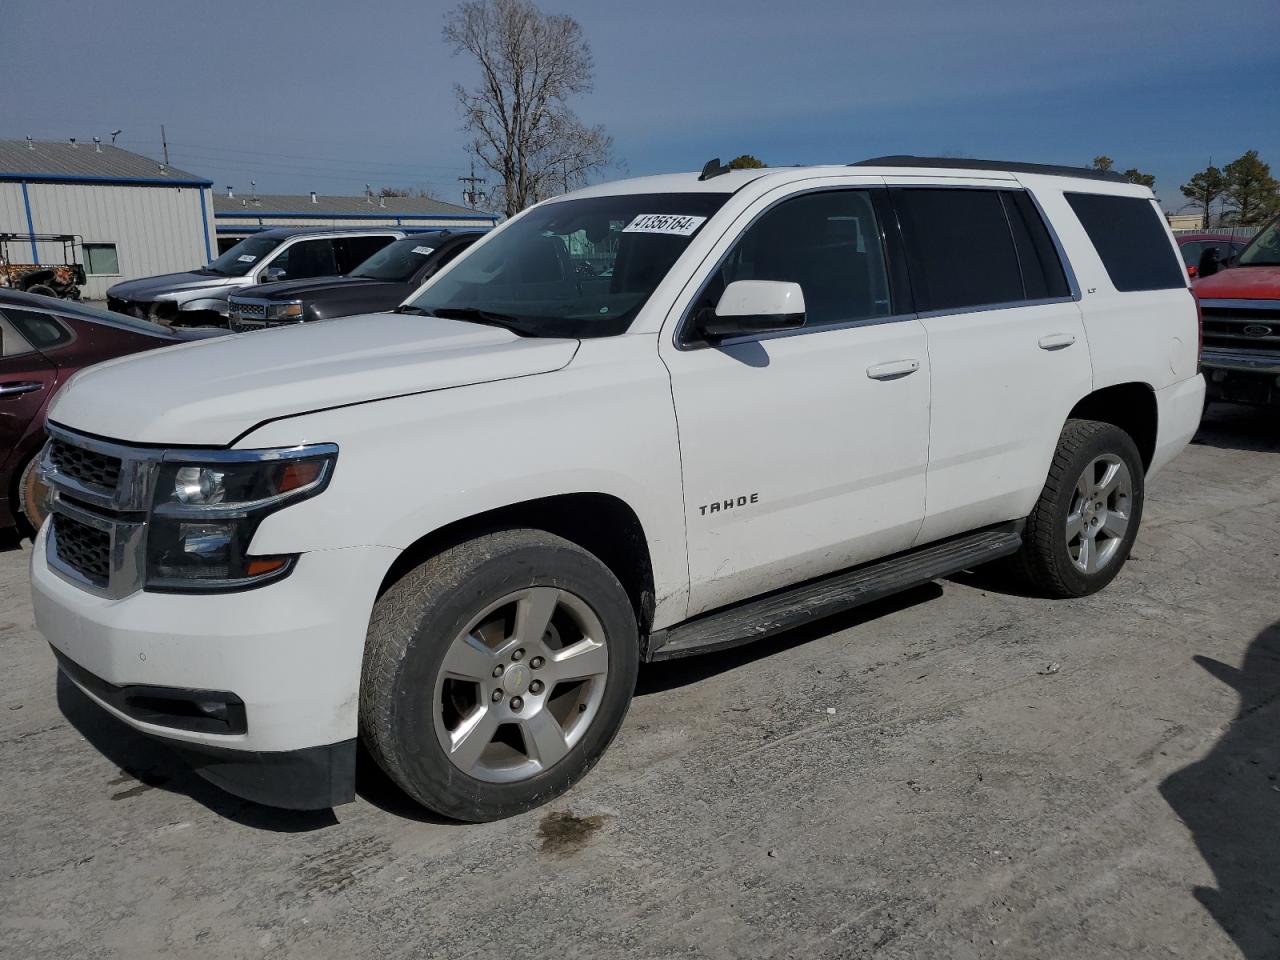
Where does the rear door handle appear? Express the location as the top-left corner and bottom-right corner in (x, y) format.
(1038, 333), (1076, 351)
(0, 381), (43, 398)
(866, 359), (920, 381)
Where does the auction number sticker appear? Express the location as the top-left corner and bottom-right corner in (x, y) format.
(622, 214), (707, 237)
(411, 245), (435, 255)
(237, 254), (257, 263)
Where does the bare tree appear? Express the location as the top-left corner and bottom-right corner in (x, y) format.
(444, 0), (613, 217)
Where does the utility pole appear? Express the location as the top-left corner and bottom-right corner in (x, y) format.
(459, 161), (486, 209)
(160, 125), (169, 166)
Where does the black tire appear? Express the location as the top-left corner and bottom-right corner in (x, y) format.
(360, 528), (639, 821)
(1011, 419), (1145, 598)
(25, 284), (57, 299)
(15, 454), (49, 538)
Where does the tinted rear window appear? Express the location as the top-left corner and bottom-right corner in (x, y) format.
(1002, 192), (1070, 300)
(1065, 193), (1185, 292)
(892, 188), (1024, 312)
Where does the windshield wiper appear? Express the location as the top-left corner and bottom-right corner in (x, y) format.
(393, 304), (434, 315)
(418, 306), (541, 336)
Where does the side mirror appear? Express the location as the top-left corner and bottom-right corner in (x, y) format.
(263, 266), (287, 283)
(1197, 246), (1222, 279)
(696, 280), (806, 341)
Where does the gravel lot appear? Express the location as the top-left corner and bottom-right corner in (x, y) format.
(2, 405), (1277, 960)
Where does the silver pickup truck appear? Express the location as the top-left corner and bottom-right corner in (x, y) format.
(105, 228), (403, 326)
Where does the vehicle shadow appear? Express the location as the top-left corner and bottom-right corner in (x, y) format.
(1158, 622), (1280, 958)
(56, 672), (338, 833)
(1194, 403), (1280, 453)
(0, 528), (25, 553)
(636, 582), (943, 696)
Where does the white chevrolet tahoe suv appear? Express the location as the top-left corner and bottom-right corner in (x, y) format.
(31, 157), (1204, 820)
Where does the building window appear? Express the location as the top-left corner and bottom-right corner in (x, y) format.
(83, 243), (120, 276)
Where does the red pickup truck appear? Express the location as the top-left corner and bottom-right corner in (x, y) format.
(1193, 215), (1280, 408)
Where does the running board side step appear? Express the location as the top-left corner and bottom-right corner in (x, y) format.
(643, 524), (1023, 661)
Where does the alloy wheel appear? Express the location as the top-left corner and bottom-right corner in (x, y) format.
(1066, 453), (1132, 574)
(433, 587), (610, 783)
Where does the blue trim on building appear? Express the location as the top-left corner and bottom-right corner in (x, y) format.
(213, 210), (497, 222)
(198, 188), (212, 261)
(0, 172), (213, 187)
(19, 181), (38, 262)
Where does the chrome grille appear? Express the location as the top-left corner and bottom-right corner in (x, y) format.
(1201, 299), (1280, 354)
(50, 512), (111, 587)
(230, 300), (267, 318)
(48, 438), (122, 493)
(42, 426), (155, 599)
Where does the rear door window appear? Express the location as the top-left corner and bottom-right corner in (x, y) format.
(891, 188), (1024, 312)
(272, 239), (339, 280)
(1179, 241), (1201, 267)
(1065, 193), (1185, 291)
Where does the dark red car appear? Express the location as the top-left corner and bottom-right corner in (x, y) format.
(1177, 232), (1250, 278)
(1, 291), (224, 535)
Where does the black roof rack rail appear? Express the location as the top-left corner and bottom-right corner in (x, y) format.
(851, 155), (1130, 184)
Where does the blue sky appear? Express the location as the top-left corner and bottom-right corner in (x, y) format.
(5, 0), (1278, 211)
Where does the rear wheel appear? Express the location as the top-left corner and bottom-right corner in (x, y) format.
(1012, 419), (1144, 598)
(25, 284), (57, 299)
(360, 529), (638, 821)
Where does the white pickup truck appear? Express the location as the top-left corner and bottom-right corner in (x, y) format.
(31, 157), (1204, 820)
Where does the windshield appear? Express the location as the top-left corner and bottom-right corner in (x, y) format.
(203, 235), (281, 277)
(406, 193), (730, 338)
(350, 236), (440, 281)
(1238, 218), (1280, 267)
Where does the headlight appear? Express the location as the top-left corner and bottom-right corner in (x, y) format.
(146, 445), (336, 592)
(267, 301), (304, 320)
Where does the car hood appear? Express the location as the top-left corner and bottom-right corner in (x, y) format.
(1193, 266), (1280, 301)
(49, 313), (580, 446)
(107, 271), (238, 300)
(234, 276), (401, 302)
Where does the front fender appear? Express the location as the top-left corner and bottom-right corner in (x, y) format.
(237, 339), (692, 628)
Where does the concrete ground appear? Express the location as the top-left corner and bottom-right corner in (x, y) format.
(1, 405), (1277, 960)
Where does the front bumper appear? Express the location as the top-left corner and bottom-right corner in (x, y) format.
(32, 524), (397, 806)
(1202, 350), (1280, 406)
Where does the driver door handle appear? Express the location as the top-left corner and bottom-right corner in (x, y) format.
(866, 359), (920, 381)
(0, 381), (43, 398)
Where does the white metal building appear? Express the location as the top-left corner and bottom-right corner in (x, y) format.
(0, 140), (215, 299)
(213, 191), (498, 250)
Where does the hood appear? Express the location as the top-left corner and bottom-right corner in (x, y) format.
(49, 313), (580, 446)
(234, 276), (400, 302)
(107, 271), (238, 300)
(1193, 265), (1280, 301)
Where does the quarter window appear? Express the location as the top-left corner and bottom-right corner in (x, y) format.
(693, 189), (893, 331)
(83, 242), (119, 276)
(3, 308), (72, 350)
(1065, 193), (1185, 291)
(0, 314), (35, 356)
(891, 188), (1024, 313)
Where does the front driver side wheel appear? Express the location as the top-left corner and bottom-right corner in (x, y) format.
(360, 529), (639, 821)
